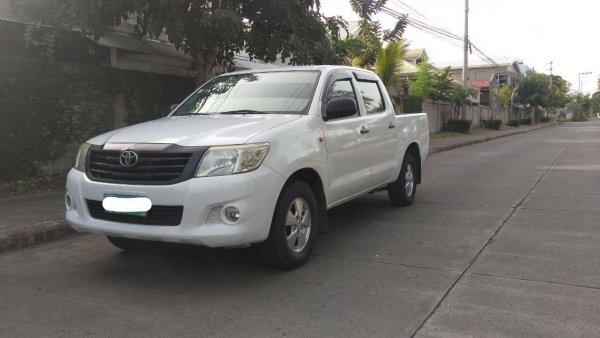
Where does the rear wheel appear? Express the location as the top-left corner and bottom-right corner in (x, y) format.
(259, 181), (318, 269)
(388, 153), (417, 206)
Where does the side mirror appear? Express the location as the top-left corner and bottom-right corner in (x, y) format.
(169, 104), (179, 112)
(324, 98), (358, 121)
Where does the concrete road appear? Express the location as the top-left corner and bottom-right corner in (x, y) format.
(1, 121), (599, 337)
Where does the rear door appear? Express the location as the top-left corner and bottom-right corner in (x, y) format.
(353, 72), (399, 186)
(322, 71), (372, 205)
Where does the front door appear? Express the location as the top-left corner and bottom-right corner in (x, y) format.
(322, 72), (372, 205)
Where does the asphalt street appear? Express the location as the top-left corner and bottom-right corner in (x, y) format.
(1, 121), (599, 337)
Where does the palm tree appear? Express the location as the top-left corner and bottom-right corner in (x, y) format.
(375, 41), (406, 109)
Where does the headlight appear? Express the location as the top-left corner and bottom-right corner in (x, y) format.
(196, 143), (270, 177)
(74, 143), (90, 172)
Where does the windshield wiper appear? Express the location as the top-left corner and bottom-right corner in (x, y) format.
(219, 110), (267, 115)
(178, 112), (211, 116)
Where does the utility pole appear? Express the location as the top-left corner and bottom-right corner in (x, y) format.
(579, 71), (591, 92)
(546, 61), (553, 75)
(546, 61), (553, 88)
(461, 0), (469, 119)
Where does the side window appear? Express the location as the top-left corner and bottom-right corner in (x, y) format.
(325, 79), (357, 105)
(357, 81), (385, 114)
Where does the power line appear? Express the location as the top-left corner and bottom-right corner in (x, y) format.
(380, 4), (500, 67)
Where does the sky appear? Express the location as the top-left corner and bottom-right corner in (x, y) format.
(320, 0), (600, 94)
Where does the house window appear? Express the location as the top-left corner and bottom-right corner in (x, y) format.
(497, 74), (508, 85)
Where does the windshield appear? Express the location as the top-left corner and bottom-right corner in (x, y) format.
(173, 71), (320, 115)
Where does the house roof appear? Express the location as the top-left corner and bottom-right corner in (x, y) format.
(470, 80), (490, 88)
(403, 48), (427, 61)
(397, 60), (419, 76)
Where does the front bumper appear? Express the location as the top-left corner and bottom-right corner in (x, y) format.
(65, 165), (285, 247)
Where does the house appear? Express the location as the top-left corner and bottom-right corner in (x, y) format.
(436, 59), (530, 110)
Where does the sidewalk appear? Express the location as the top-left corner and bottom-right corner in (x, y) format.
(0, 191), (74, 252)
(430, 123), (558, 154)
(0, 123), (560, 253)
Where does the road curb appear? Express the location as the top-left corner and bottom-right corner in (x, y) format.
(430, 123), (561, 154)
(0, 219), (76, 253)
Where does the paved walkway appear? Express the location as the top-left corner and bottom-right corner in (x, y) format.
(0, 123), (560, 252)
(430, 123), (557, 153)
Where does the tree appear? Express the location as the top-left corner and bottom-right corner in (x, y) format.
(514, 73), (550, 119)
(347, 0), (406, 68)
(13, 0), (346, 86)
(568, 93), (592, 121)
(408, 62), (475, 119)
(591, 91), (600, 115)
(408, 61), (435, 99)
(375, 41), (405, 94)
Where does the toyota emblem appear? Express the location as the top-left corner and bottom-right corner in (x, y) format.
(119, 150), (139, 167)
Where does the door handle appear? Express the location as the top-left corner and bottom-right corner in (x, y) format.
(360, 126), (370, 134)
(388, 122), (396, 129)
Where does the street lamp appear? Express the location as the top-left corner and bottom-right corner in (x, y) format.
(578, 71), (592, 92)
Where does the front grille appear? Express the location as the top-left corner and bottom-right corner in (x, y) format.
(86, 200), (184, 226)
(87, 149), (196, 185)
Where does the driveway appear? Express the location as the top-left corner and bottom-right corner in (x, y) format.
(1, 121), (599, 337)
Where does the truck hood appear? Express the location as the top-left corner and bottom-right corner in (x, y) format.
(88, 114), (302, 146)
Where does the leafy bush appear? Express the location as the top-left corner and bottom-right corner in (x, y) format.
(0, 55), (194, 181)
(539, 116), (551, 123)
(520, 118), (533, 125)
(485, 119), (503, 130)
(507, 119), (520, 127)
(446, 119), (472, 133)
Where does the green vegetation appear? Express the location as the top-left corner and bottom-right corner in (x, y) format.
(409, 62), (475, 127)
(12, 0), (348, 86)
(568, 93), (592, 121)
(507, 119), (520, 127)
(0, 55), (194, 181)
(484, 119), (503, 130)
(592, 92), (600, 115)
(513, 73), (571, 121)
(446, 120), (472, 133)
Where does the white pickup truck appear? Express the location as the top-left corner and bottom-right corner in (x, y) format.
(66, 66), (429, 269)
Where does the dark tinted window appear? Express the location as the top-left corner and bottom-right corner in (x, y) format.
(357, 81), (385, 114)
(325, 79), (357, 105)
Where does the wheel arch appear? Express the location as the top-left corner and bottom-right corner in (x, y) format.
(405, 142), (422, 184)
(283, 168), (328, 232)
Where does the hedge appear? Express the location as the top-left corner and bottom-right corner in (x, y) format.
(520, 118), (533, 125)
(484, 119), (502, 130)
(507, 119), (520, 127)
(446, 119), (471, 133)
(0, 55), (194, 181)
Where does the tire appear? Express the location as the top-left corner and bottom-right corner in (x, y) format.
(388, 152), (417, 207)
(259, 181), (319, 270)
(106, 236), (151, 251)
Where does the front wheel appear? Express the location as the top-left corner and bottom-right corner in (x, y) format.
(388, 153), (417, 206)
(259, 181), (319, 270)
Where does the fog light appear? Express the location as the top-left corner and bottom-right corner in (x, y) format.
(222, 206), (240, 224)
(207, 206), (223, 224)
(65, 193), (75, 210)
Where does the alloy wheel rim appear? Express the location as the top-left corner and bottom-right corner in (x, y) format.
(405, 164), (414, 196)
(285, 197), (311, 253)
